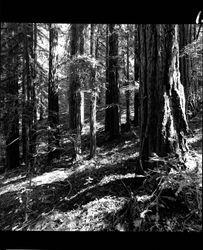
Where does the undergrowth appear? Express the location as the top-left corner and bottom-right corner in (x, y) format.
(109, 155), (202, 232)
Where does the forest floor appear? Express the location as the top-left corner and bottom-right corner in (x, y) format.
(0, 107), (202, 231)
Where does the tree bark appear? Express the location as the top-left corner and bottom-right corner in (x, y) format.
(179, 24), (190, 114)
(89, 25), (97, 158)
(22, 28), (27, 163)
(89, 69), (97, 158)
(134, 24), (140, 127)
(5, 23), (19, 169)
(23, 23), (36, 169)
(75, 89), (82, 160)
(89, 90), (97, 158)
(48, 23), (60, 164)
(105, 24), (110, 132)
(105, 24), (120, 139)
(30, 23), (37, 162)
(90, 24), (95, 56)
(69, 24), (85, 130)
(125, 25), (130, 128)
(139, 24), (189, 171)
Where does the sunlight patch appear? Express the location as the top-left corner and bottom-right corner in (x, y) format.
(1, 174), (26, 185)
(28, 195), (127, 231)
(187, 133), (202, 144)
(99, 173), (135, 186)
(0, 168), (73, 196)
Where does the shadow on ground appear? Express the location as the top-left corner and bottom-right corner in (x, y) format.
(0, 151), (143, 230)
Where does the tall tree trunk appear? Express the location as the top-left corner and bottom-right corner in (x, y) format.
(139, 24), (189, 172)
(105, 24), (120, 139)
(79, 24), (85, 127)
(39, 72), (44, 121)
(134, 24), (139, 127)
(48, 23), (59, 164)
(75, 88), (82, 160)
(30, 23), (37, 164)
(22, 31), (27, 163)
(25, 23), (34, 170)
(5, 23), (19, 169)
(125, 25), (130, 128)
(69, 24), (84, 130)
(69, 24), (85, 159)
(179, 24), (190, 114)
(89, 25), (97, 159)
(95, 25), (102, 59)
(90, 24), (95, 56)
(89, 88), (97, 158)
(105, 24), (110, 132)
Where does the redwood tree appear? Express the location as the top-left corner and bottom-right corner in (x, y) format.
(179, 24), (190, 113)
(69, 24), (85, 130)
(125, 24), (130, 128)
(139, 24), (189, 171)
(5, 23), (20, 169)
(105, 24), (120, 139)
(48, 23), (59, 164)
(134, 24), (139, 127)
(89, 25), (97, 158)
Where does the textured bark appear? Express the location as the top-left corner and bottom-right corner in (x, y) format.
(69, 24), (85, 159)
(30, 23), (37, 161)
(75, 90), (82, 159)
(39, 72), (44, 121)
(179, 24), (190, 113)
(134, 25), (140, 82)
(134, 92), (139, 127)
(105, 24), (120, 139)
(69, 24), (85, 130)
(126, 25), (130, 127)
(48, 23), (59, 164)
(139, 24), (189, 170)
(134, 24), (140, 126)
(89, 25), (97, 158)
(95, 25), (101, 59)
(105, 24), (110, 132)
(90, 24), (95, 56)
(22, 33), (27, 162)
(22, 23), (31, 166)
(5, 23), (19, 169)
(90, 89), (97, 158)
(22, 23), (36, 168)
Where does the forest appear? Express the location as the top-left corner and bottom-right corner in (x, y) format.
(0, 23), (202, 232)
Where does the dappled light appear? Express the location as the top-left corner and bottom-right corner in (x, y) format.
(0, 22), (202, 232)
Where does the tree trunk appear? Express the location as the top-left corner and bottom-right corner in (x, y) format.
(48, 23), (60, 164)
(90, 24), (95, 56)
(139, 24), (189, 171)
(69, 24), (85, 159)
(5, 23), (19, 169)
(22, 31), (27, 163)
(75, 89), (82, 160)
(89, 25), (97, 159)
(79, 24), (85, 127)
(69, 24), (85, 130)
(39, 72), (44, 121)
(89, 69), (97, 158)
(23, 23), (36, 169)
(30, 23), (37, 163)
(95, 25), (101, 59)
(134, 24), (140, 127)
(179, 24), (190, 114)
(125, 25), (130, 128)
(105, 24), (110, 132)
(105, 24), (120, 139)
